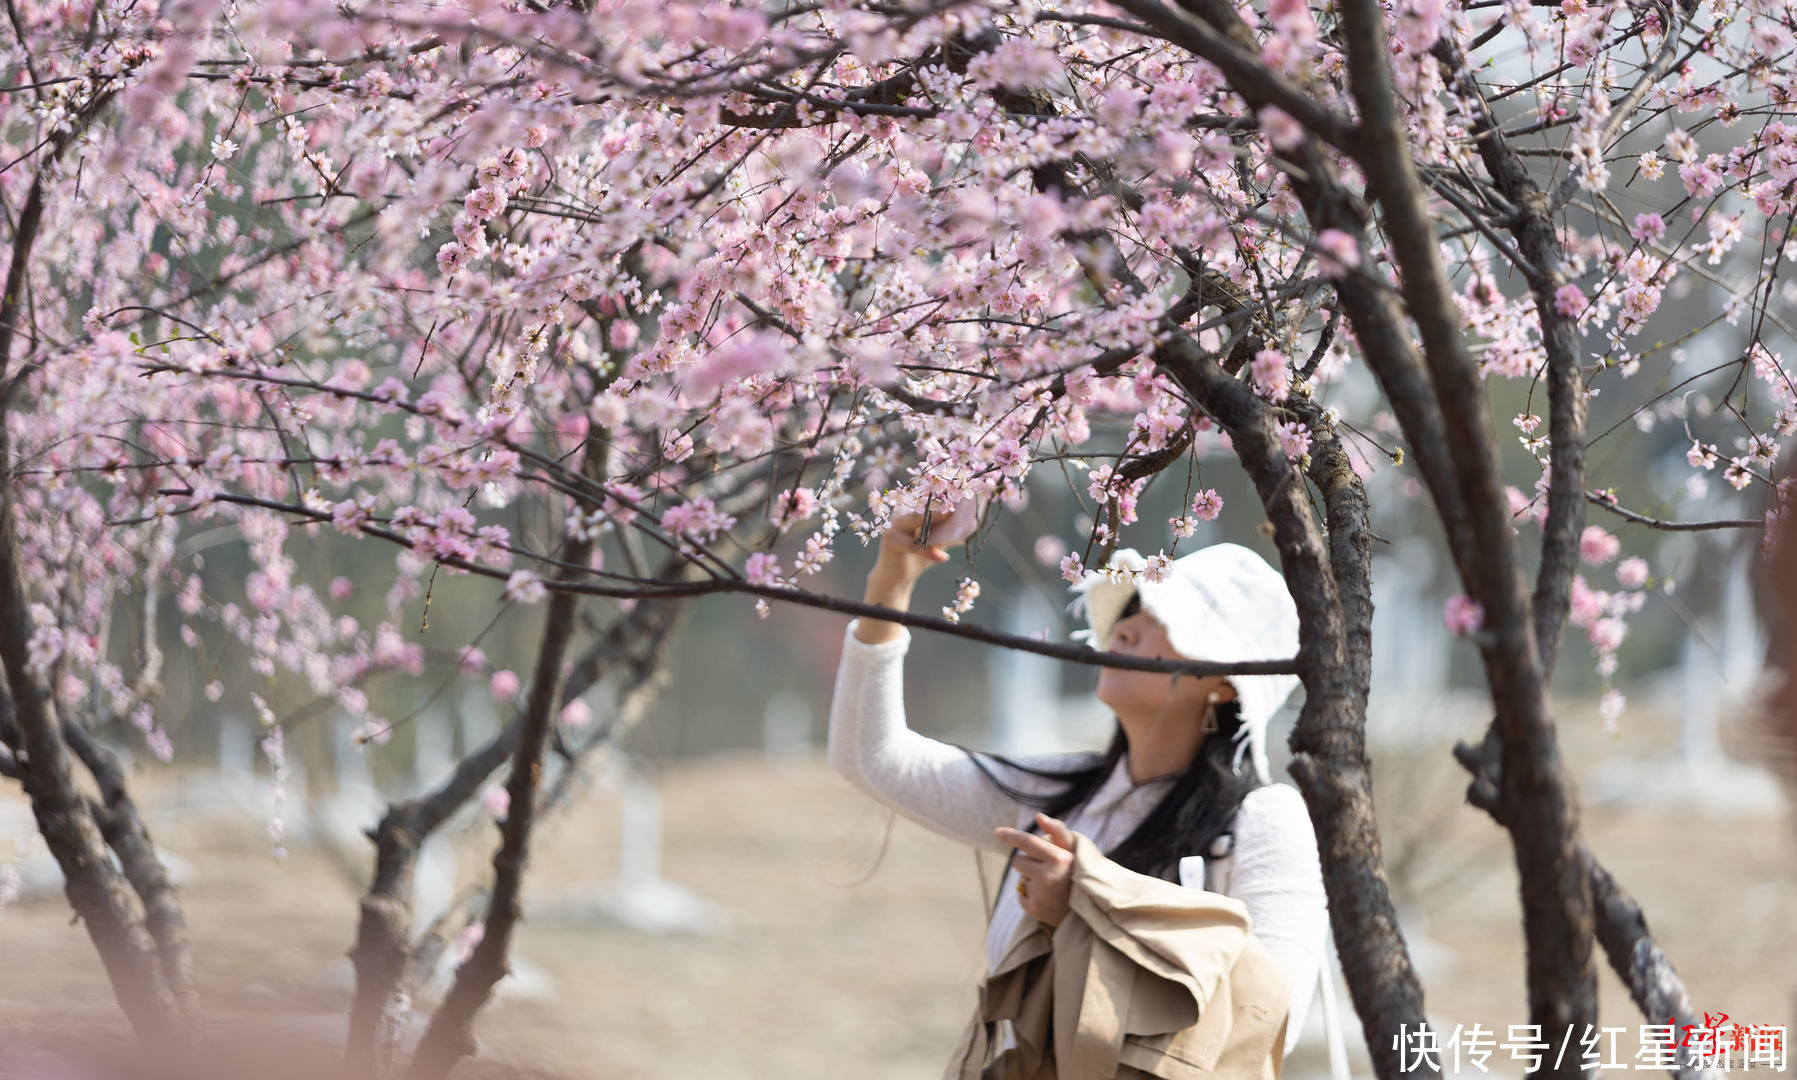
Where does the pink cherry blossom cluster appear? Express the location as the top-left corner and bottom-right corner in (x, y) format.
(0, 0), (1783, 808)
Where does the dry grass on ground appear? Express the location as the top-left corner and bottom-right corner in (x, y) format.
(1, 696), (1792, 1079)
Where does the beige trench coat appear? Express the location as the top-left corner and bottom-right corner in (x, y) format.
(943, 829), (1291, 1080)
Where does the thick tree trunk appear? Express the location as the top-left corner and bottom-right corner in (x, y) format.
(0, 443), (185, 1048)
(1161, 341), (1438, 1080)
(402, 518), (591, 1080)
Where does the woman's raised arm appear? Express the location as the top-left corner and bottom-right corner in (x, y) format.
(826, 509), (1078, 852)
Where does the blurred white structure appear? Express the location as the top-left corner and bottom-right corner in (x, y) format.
(1594, 544), (1784, 816)
(985, 588), (1112, 755)
(542, 754), (722, 935)
(761, 690), (813, 758)
(309, 714), (387, 860)
(3, 838), (193, 902)
(407, 719), (460, 938)
(156, 713), (311, 837)
(456, 687), (501, 754)
(1362, 541), (1495, 749)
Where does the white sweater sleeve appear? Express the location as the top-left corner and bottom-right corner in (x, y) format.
(1229, 782), (1330, 1058)
(826, 619), (1090, 854)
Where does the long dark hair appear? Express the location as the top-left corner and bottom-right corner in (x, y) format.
(963, 590), (1263, 885)
(965, 699), (1259, 886)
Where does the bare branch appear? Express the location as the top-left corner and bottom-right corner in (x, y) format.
(1586, 492), (1763, 532)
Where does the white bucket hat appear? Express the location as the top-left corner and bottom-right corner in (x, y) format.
(1067, 543), (1302, 784)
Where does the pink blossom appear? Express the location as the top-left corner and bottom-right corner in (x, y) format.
(1616, 557), (1649, 590)
(1251, 349), (1290, 402)
(1443, 594), (1484, 636)
(1143, 554), (1173, 583)
(1630, 213), (1666, 242)
(482, 785), (510, 818)
(1268, 0), (1313, 30)
(1579, 525), (1620, 565)
(1257, 106), (1305, 152)
(590, 392), (628, 429)
(1725, 457), (1754, 490)
(490, 669), (521, 701)
(993, 439), (1028, 477)
(604, 482), (643, 526)
(715, 7), (768, 49)
(1034, 535), (1066, 566)
(464, 186), (508, 220)
(1315, 229), (1360, 277)
(1060, 553), (1086, 583)
(1087, 465), (1117, 503)
(1276, 420), (1312, 459)
(1553, 283), (1588, 318)
(435, 241), (469, 275)
(503, 570), (547, 604)
(1191, 489), (1224, 521)
(1568, 576), (1605, 628)
(772, 487), (819, 528)
(662, 496), (735, 540)
(1397, 0), (1449, 47)
(745, 552), (783, 587)
(562, 699), (592, 728)
(330, 576), (353, 602)
(608, 320), (641, 350)
(689, 332), (788, 396)
(1599, 689), (1626, 729)
(1679, 159), (1723, 199)
(458, 645), (487, 674)
(1589, 617), (1626, 653)
(456, 921), (485, 963)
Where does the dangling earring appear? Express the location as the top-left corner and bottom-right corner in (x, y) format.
(1200, 703), (1219, 735)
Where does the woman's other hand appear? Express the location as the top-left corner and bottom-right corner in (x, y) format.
(996, 812), (1077, 928)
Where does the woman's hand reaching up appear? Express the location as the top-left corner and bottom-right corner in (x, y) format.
(853, 500), (976, 646)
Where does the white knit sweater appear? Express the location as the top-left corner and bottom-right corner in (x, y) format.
(826, 620), (1330, 1057)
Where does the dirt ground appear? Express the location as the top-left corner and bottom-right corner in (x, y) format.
(1, 694), (1792, 1079)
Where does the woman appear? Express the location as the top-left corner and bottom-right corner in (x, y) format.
(827, 511), (1330, 1077)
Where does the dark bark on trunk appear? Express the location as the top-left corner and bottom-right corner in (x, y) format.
(65, 721), (200, 1025)
(1159, 341), (1436, 1080)
(343, 545), (699, 1073)
(1008, 40), (1440, 1068)
(0, 89), (189, 1052)
(1336, 4), (1598, 1071)
(403, 483), (596, 1080)
(1453, 742), (1716, 1080)
(0, 444), (183, 1047)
